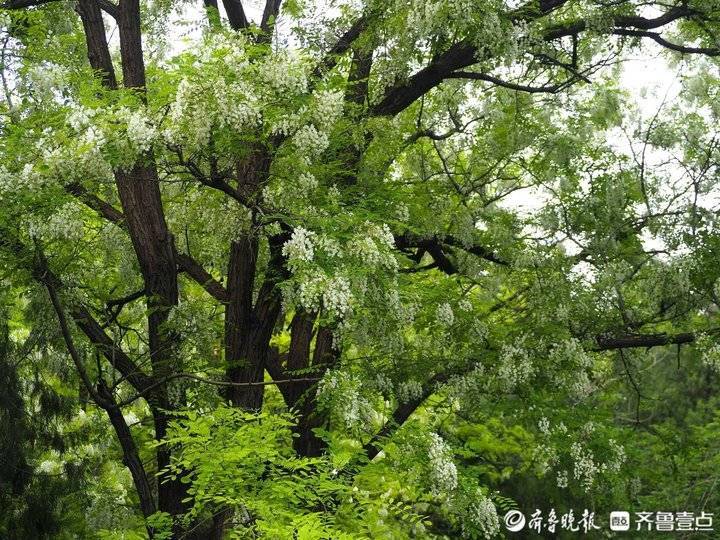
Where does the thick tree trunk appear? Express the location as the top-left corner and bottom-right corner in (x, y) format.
(292, 325), (337, 457)
(285, 311), (316, 404)
(224, 237), (259, 407)
(228, 275), (283, 409)
(97, 385), (157, 527)
(76, 0), (189, 526)
(75, 0), (117, 89)
(115, 167), (178, 310)
(224, 151), (284, 410)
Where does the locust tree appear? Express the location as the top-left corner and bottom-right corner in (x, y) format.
(1, 0), (720, 537)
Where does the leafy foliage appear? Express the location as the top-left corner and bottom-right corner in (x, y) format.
(1, 0), (720, 538)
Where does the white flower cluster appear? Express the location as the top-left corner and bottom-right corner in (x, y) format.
(297, 172), (318, 194)
(556, 469), (569, 489)
(26, 202), (85, 242)
(167, 76), (261, 150)
(465, 493), (500, 540)
(581, 421), (596, 437)
(511, 247), (546, 269)
(327, 184), (341, 205)
(312, 90), (344, 130)
(428, 433), (458, 496)
(117, 106), (159, 154)
(699, 335), (720, 373)
(295, 273), (324, 308)
(396, 379), (424, 403)
(568, 370), (595, 401)
(40, 121), (111, 182)
(471, 320), (489, 342)
(536, 417), (568, 438)
(316, 370), (371, 430)
(550, 338), (592, 368)
(37, 458), (63, 475)
(497, 338), (534, 390)
(375, 373), (394, 395)
(214, 78), (262, 132)
(448, 363), (486, 404)
(384, 287), (416, 327)
(546, 340), (597, 401)
(291, 271), (354, 320)
(406, 0), (444, 39)
(346, 223), (397, 270)
(198, 32), (248, 67)
(470, 9), (506, 56)
(122, 411), (140, 425)
(164, 34), (310, 152)
(292, 124), (330, 159)
(36, 449), (63, 475)
(315, 234), (343, 259)
(26, 63), (67, 100)
(67, 105), (94, 131)
(270, 106), (307, 137)
(260, 51), (308, 95)
(323, 276), (353, 319)
(395, 202), (410, 222)
(0, 166), (42, 200)
(504, 19), (531, 64)
(167, 78), (211, 149)
(607, 438), (626, 473)
(281, 222), (399, 323)
(533, 443), (559, 476)
(447, 0), (476, 25)
(53, 103), (151, 176)
(283, 227), (316, 268)
(570, 442), (599, 491)
(458, 298), (473, 312)
(436, 302), (455, 326)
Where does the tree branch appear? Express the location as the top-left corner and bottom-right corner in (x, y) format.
(116, 372), (322, 408)
(260, 0), (282, 38)
(594, 331), (702, 351)
(363, 371), (450, 460)
(222, 0), (249, 31)
(613, 28), (720, 56)
(71, 305), (156, 396)
(373, 3), (717, 117)
(1, 0), (56, 8)
(314, 16), (368, 77)
(394, 231), (507, 273)
(65, 183), (228, 303)
(36, 246), (157, 523)
(96, 0), (118, 18)
(446, 71), (579, 93)
(76, 0), (118, 88)
(38, 249), (109, 407)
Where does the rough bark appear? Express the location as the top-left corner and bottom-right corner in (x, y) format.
(225, 228), (289, 409)
(76, 0), (117, 88)
(224, 236), (259, 406)
(293, 325), (336, 457)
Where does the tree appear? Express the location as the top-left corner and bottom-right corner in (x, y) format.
(0, 0), (719, 537)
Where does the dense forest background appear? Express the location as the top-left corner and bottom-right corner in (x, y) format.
(1, 0), (720, 537)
